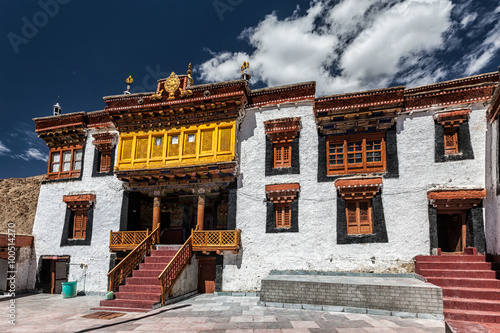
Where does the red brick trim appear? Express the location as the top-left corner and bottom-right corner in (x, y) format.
(265, 183), (300, 203)
(0, 234), (33, 247)
(63, 194), (96, 210)
(435, 109), (470, 128)
(92, 132), (116, 151)
(335, 177), (383, 200)
(264, 117), (301, 143)
(427, 189), (486, 209)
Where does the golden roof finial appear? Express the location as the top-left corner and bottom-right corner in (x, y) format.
(241, 61), (250, 73)
(124, 75), (134, 94)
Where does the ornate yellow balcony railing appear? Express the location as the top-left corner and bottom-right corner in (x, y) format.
(109, 229), (150, 252)
(192, 229), (241, 254)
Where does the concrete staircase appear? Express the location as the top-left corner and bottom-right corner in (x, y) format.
(416, 250), (500, 323)
(93, 245), (181, 312)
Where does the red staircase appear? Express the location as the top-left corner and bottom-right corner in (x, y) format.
(93, 245), (181, 312)
(416, 250), (500, 323)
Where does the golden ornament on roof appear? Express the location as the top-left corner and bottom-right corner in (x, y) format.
(241, 61), (249, 73)
(126, 75), (134, 85)
(164, 72), (180, 100)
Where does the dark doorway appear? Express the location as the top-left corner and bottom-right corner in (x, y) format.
(437, 211), (466, 253)
(198, 256), (216, 294)
(39, 257), (69, 294)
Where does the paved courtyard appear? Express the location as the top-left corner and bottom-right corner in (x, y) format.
(3, 293), (445, 332)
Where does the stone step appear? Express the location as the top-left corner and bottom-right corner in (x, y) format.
(155, 245), (182, 251)
(416, 262), (499, 271)
(427, 277), (500, 289)
(418, 269), (499, 279)
(150, 250), (178, 257)
(144, 255), (174, 263)
(442, 287), (500, 301)
(139, 262), (169, 270)
(133, 269), (163, 278)
(444, 308), (500, 323)
(415, 255), (486, 263)
(90, 306), (149, 313)
(125, 277), (160, 285)
(443, 297), (500, 312)
(119, 284), (162, 294)
(99, 299), (157, 309)
(115, 292), (160, 302)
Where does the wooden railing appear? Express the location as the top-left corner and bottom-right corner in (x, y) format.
(158, 235), (193, 306)
(107, 225), (160, 292)
(109, 229), (149, 252)
(192, 229), (241, 253)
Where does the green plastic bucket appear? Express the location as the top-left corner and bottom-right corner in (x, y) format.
(61, 281), (77, 298)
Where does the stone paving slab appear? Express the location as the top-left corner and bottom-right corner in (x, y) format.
(2, 293), (445, 332)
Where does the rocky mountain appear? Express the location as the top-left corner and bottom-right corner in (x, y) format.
(0, 175), (44, 235)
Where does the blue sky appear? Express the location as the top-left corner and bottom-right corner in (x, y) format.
(1, 0), (499, 179)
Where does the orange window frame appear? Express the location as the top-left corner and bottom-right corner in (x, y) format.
(444, 127), (459, 155)
(273, 143), (292, 168)
(327, 132), (386, 176)
(346, 200), (373, 235)
(275, 203), (291, 228)
(48, 145), (83, 179)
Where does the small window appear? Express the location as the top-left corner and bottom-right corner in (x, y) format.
(346, 200), (373, 235)
(273, 143), (291, 168)
(444, 127), (459, 155)
(275, 203), (291, 228)
(48, 146), (84, 180)
(187, 134), (195, 143)
(99, 152), (112, 172)
(171, 136), (179, 145)
(51, 152), (60, 172)
(73, 149), (82, 170)
(155, 137), (163, 146)
(71, 211), (88, 239)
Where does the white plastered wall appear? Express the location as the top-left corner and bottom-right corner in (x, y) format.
(32, 128), (124, 293)
(485, 117), (500, 255)
(223, 102), (487, 292)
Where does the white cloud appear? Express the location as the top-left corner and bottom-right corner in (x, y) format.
(16, 148), (48, 162)
(460, 12), (477, 28)
(198, 0), (454, 95)
(0, 140), (11, 155)
(464, 20), (500, 75)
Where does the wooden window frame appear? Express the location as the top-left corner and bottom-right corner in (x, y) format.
(273, 143), (292, 168)
(48, 145), (83, 180)
(71, 210), (88, 239)
(444, 127), (459, 155)
(99, 151), (112, 172)
(345, 199), (373, 235)
(327, 132), (386, 176)
(275, 202), (291, 228)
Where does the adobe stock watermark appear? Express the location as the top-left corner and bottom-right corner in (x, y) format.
(7, 0), (71, 54)
(213, 0), (243, 22)
(7, 222), (17, 325)
(130, 64), (169, 94)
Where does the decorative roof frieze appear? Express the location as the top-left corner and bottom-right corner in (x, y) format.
(264, 117), (301, 143)
(334, 177), (383, 200)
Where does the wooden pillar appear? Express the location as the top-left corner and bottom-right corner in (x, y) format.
(197, 195), (205, 230)
(153, 197), (161, 240)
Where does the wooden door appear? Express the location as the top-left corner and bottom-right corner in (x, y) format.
(437, 211), (466, 253)
(198, 257), (216, 294)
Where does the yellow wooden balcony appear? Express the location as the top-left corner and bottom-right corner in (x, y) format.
(192, 229), (241, 254)
(109, 229), (150, 252)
